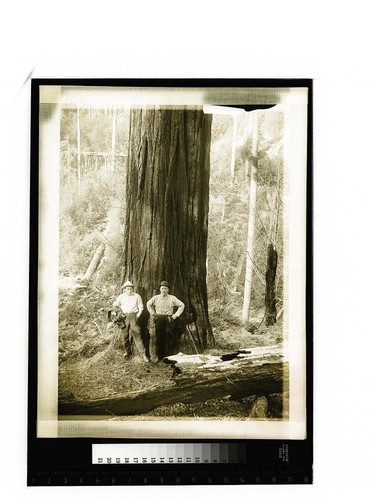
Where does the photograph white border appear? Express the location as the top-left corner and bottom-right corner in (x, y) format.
(36, 84), (308, 439)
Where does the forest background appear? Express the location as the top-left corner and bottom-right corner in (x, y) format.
(58, 105), (287, 420)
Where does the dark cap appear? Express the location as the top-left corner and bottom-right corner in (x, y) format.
(160, 281), (170, 288)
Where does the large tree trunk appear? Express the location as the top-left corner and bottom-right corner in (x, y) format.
(123, 107), (214, 351)
(59, 345), (287, 415)
(265, 243), (278, 326)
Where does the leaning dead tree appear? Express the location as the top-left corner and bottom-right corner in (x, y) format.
(59, 345), (288, 415)
(83, 204), (123, 282)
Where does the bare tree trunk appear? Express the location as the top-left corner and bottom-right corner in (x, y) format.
(231, 253), (245, 293)
(82, 203), (123, 283)
(77, 106), (81, 189)
(124, 107), (214, 351)
(264, 162), (283, 325)
(265, 243), (278, 326)
(83, 244), (105, 281)
(242, 111), (259, 323)
(221, 196), (226, 224)
(111, 110), (116, 172)
(230, 115), (238, 181)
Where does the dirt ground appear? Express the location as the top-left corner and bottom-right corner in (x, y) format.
(58, 321), (288, 420)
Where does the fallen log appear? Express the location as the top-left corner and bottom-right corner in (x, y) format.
(59, 345), (288, 416)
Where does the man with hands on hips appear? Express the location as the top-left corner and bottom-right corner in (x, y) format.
(146, 281), (185, 363)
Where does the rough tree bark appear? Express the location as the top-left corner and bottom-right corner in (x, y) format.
(265, 243), (278, 326)
(123, 107), (214, 351)
(59, 345), (287, 416)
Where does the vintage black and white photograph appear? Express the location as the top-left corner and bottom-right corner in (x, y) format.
(36, 82), (308, 439)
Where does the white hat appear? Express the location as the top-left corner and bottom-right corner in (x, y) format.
(122, 280), (134, 288)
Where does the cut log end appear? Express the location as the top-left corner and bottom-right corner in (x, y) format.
(249, 396), (268, 418)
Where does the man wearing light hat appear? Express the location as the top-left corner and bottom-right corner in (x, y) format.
(146, 281), (185, 362)
(112, 280), (149, 362)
